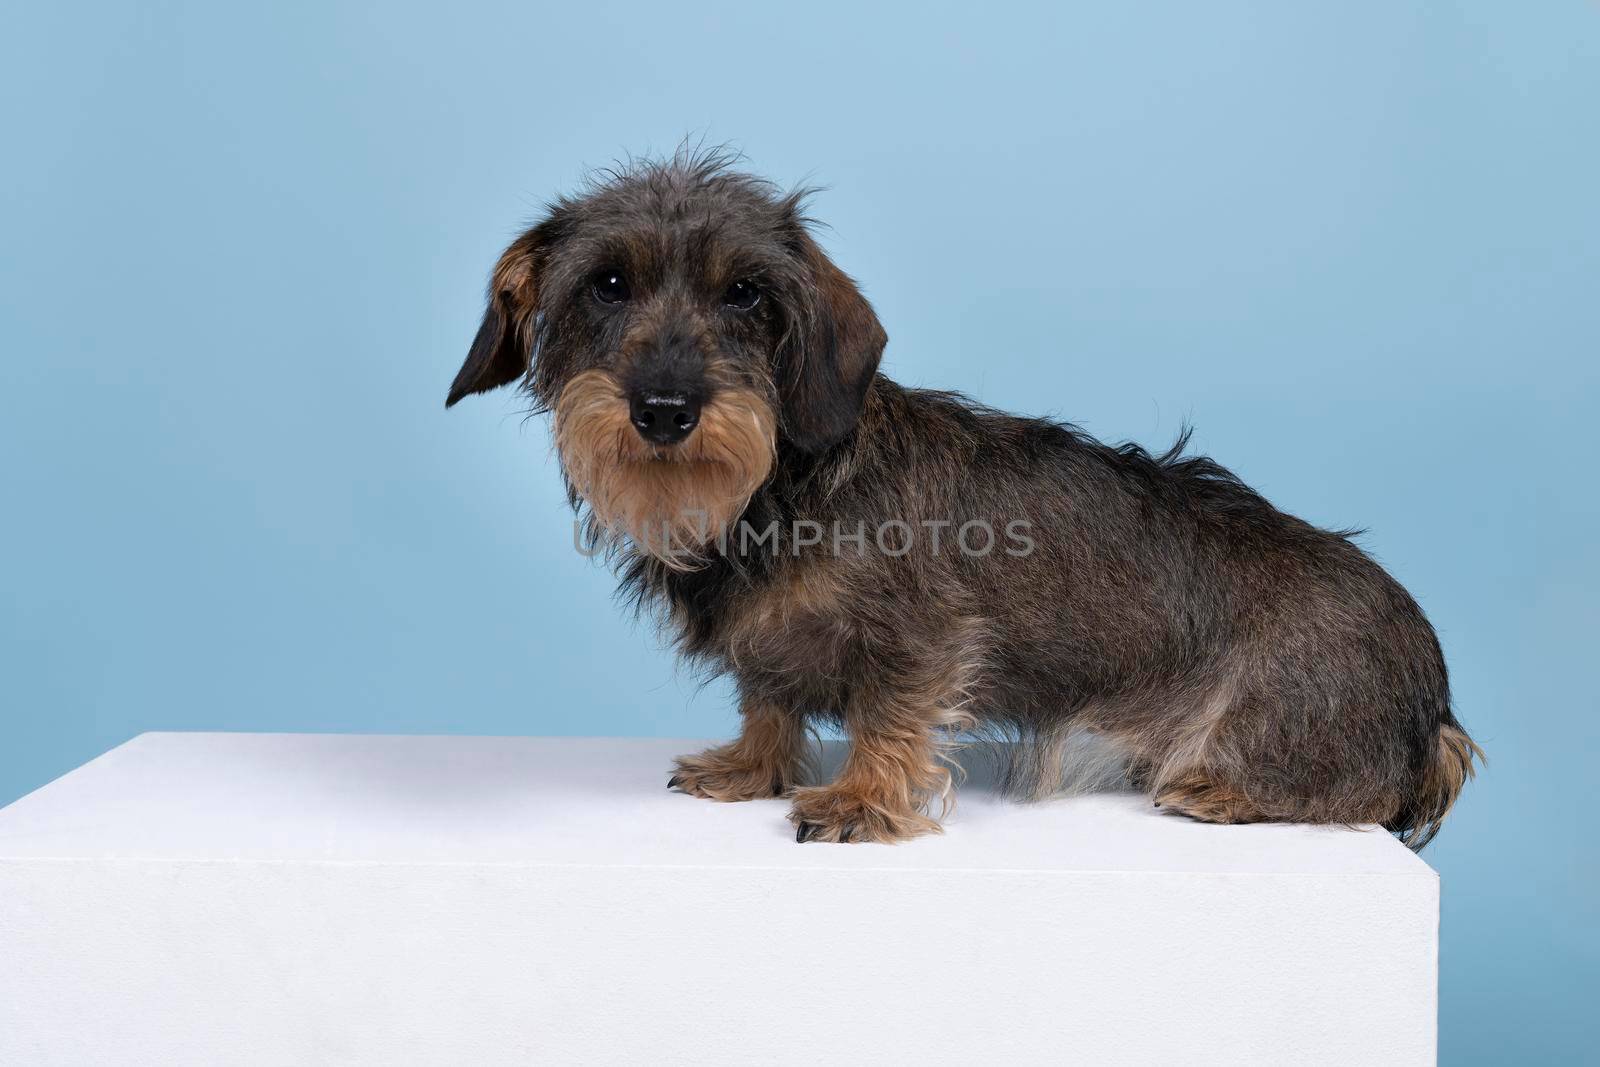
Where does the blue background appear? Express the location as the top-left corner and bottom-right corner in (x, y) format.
(2, 2), (1595, 1059)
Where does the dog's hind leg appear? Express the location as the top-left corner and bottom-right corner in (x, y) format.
(1140, 653), (1423, 831)
(1138, 671), (1274, 825)
(669, 696), (809, 801)
(1151, 772), (1266, 824)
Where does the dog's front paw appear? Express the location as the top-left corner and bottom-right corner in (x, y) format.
(668, 745), (789, 802)
(787, 785), (941, 844)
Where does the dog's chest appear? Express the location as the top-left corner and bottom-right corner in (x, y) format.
(694, 560), (857, 686)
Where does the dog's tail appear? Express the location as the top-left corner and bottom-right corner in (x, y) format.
(1388, 715), (1483, 851)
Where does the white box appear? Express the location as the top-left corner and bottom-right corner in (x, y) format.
(0, 733), (1438, 1064)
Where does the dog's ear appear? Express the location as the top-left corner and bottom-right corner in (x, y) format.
(446, 227), (548, 408)
(779, 228), (887, 451)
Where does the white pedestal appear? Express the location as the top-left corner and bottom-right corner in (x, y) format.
(0, 733), (1438, 1064)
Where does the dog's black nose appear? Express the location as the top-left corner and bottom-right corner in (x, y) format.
(629, 389), (701, 445)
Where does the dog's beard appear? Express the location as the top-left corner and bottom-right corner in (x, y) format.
(554, 369), (776, 569)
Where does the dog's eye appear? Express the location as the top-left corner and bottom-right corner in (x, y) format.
(722, 279), (760, 310)
(592, 270), (631, 305)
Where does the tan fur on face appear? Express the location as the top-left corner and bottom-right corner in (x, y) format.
(554, 369), (776, 568)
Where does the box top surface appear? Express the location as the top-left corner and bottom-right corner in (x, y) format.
(0, 733), (1431, 876)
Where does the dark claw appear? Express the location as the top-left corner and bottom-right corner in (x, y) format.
(668, 775), (683, 790)
(795, 821), (816, 843)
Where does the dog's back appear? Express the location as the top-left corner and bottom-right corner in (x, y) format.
(741, 378), (1479, 846)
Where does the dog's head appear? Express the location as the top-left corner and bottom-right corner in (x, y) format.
(446, 152), (886, 564)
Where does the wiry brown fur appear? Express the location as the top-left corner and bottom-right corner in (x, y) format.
(448, 148), (1481, 848)
(555, 369), (775, 566)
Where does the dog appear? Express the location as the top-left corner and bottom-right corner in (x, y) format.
(447, 149), (1481, 847)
